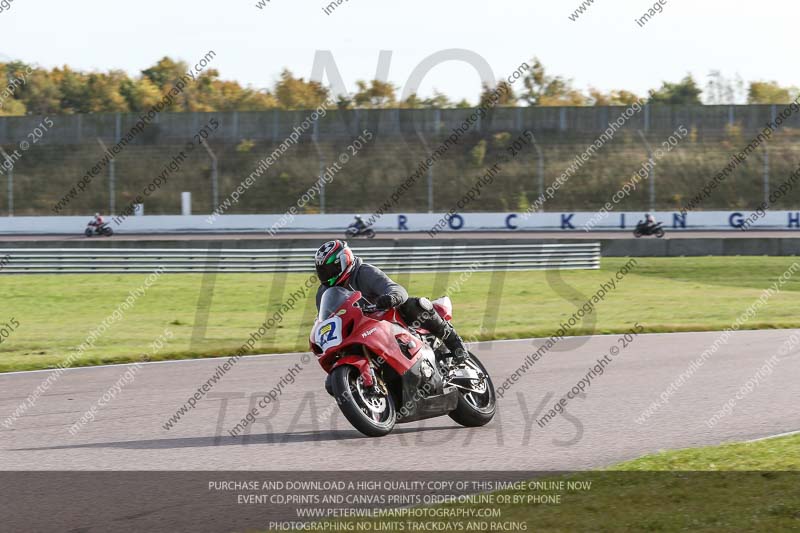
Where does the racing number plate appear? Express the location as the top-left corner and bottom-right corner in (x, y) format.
(316, 316), (343, 351)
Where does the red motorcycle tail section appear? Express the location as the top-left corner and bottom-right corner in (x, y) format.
(432, 296), (453, 321)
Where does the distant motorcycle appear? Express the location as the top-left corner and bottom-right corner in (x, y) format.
(85, 222), (114, 237)
(634, 221), (665, 238)
(345, 216), (375, 239)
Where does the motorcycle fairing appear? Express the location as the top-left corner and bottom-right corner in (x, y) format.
(396, 357), (458, 423)
(315, 291), (417, 378)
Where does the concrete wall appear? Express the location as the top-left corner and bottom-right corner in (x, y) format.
(2, 211), (800, 235)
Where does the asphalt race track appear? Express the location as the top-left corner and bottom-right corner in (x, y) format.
(1, 329), (798, 471)
(0, 230), (798, 242)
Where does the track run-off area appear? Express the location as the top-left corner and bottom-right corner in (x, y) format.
(1, 329), (798, 471)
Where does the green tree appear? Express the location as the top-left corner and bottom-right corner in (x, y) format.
(85, 71), (128, 113)
(520, 58), (587, 106)
(186, 68), (222, 112)
(0, 63), (30, 115)
(479, 80), (518, 107)
(141, 57), (188, 90)
(648, 75), (702, 105)
(335, 94), (354, 109)
(216, 80), (278, 111)
(0, 98), (26, 116)
(54, 67), (92, 113)
(747, 81), (797, 104)
(353, 80), (396, 108)
(17, 68), (62, 115)
(119, 77), (163, 111)
(403, 90), (452, 109)
(470, 140), (487, 166)
(274, 70), (329, 109)
(589, 88), (641, 106)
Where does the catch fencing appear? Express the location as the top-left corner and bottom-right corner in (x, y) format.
(0, 105), (793, 145)
(4, 104), (798, 218)
(0, 243), (600, 274)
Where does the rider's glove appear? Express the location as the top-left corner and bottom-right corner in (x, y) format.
(376, 294), (398, 310)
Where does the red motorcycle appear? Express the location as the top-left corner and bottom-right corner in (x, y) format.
(310, 287), (496, 437)
(84, 221), (114, 237)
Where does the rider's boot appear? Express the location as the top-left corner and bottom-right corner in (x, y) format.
(441, 324), (469, 364)
(401, 297), (469, 364)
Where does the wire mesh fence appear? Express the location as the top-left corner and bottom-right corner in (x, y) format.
(0, 105), (798, 217)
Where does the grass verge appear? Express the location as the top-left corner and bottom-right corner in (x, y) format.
(332, 434), (800, 532)
(1, 256), (798, 372)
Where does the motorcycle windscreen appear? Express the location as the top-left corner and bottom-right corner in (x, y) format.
(318, 286), (354, 320)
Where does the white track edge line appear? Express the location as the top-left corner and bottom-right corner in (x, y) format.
(745, 430), (800, 443)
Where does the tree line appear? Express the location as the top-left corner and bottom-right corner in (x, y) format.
(0, 56), (796, 117)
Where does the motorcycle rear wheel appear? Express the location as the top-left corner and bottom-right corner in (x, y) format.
(330, 365), (396, 437)
(448, 352), (496, 427)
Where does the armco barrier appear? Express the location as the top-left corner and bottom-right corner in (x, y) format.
(0, 244), (600, 274)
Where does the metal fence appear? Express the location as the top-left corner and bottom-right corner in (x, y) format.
(0, 243), (601, 274)
(2, 105), (799, 218)
(0, 105), (794, 145)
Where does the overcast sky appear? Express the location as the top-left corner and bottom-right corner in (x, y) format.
(0, 0), (794, 104)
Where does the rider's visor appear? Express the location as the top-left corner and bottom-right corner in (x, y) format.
(316, 259), (342, 286)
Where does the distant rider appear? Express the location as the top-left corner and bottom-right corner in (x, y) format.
(314, 240), (469, 362)
(353, 215), (367, 230)
(640, 213), (656, 229)
(89, 213), (105, 229)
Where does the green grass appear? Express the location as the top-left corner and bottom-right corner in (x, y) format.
(614, 433), (800, 471)
(328, 435), (800, 533)
(1, 256), (799, 372)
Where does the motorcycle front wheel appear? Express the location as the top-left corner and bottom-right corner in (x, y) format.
(84, 228), (93, 237)
(364, 229), (375, 239)
(448, 352), (496, 427)
(655, 228), (665, 238)
(330, 364), (396, 437)
(103, 227), (114, 237)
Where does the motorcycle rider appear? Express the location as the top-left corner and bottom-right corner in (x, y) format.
(352, 215), (367, 230)
(639, 213), (657, 230)
(314, 240), (469, 363)
(348, 214), (374, 238)
(89, 213), (105, 231)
